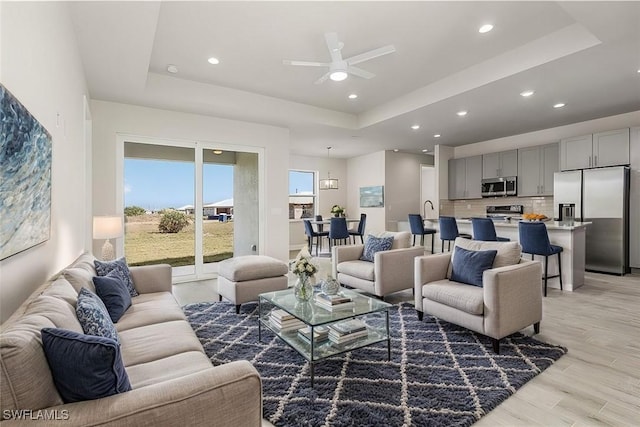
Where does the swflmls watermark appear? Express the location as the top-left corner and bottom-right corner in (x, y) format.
(2, 409), (69, 421)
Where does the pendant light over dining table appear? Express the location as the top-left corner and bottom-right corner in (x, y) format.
(319, 146), (339, 190)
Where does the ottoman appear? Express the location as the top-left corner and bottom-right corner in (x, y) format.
(218, 255), (289, 313)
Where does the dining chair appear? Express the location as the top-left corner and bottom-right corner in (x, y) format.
(303, 220), (329, 256)
(471, 217), (510, 242)
(519, 221), (563, 297)
(408, 214), (436, 253)
(439, 216), (471, 252)
(348, 213), (367, 244)
(315, 215), (325, 233)
(329, 217), (350, 248)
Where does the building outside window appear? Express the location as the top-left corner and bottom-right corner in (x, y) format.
(289, 170), (315, 219)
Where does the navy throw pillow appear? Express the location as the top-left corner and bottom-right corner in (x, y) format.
(360, 235), (394, 262)
(93, 272), (132, 323)
(94, 257), (138, 297)
(450, 246), (498, 287)
(76, 288), (120, 344)
(41, 328), (131, 403)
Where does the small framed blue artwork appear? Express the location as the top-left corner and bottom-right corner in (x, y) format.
(359, 186), (384, 208)
(0, 84), (52, 260)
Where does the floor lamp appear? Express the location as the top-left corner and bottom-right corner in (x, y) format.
(93, 216), (123, 261)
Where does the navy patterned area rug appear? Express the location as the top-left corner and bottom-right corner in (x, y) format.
(184, 302), (566, 427)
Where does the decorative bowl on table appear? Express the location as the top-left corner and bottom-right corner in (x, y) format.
(523, 213), (548, 221)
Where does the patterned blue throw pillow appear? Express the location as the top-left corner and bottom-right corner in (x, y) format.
(93, 271), (132, 323)
(76, 288), (120, 344)
(450, 246), (498, 287)
(41, 328), (131, 403)
(94, 257), (138, 297)
(360, 235), (394, 262)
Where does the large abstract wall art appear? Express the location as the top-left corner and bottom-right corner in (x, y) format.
(0, 84), (52, 260)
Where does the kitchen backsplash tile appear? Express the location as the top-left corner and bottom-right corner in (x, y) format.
(440, 196), (554, 218)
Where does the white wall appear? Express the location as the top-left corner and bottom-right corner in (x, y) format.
(347, 152), (386, 234)
(90, 100), (290, 263)
(288, 155), (347, 249)
(0, 2), (89, 322)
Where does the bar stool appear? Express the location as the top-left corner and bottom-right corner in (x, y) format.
(329, 217), (350, 248)
(439, 216), (472, 252)
(303, 220), (328, 256)
(518, 221), (563, 297)
(408, 214), (436, 253)
(471, 217), (510, 242)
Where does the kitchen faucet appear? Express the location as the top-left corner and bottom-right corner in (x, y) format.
(423, 200), (434, 218)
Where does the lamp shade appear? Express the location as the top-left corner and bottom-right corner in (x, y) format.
(319, 178), (339, 190)
(93, 216), (123, 240)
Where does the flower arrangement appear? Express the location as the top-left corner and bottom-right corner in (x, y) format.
(292, 256), (318, 280)
(291, 254), (318, 301)
(331, 205), (345, 217)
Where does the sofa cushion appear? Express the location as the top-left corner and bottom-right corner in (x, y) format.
(41, 328), (131, 403)
(448, 238), (522, 279)
(423, 280), (485, 315)
(24, 295), (84, 333)
(336, 260), (375, 281)
(95, 257), (138, 297)
(115, 293), (186, 332)
(93, 272), (132, 323)
(41, 277), (78, 306)
(218, 255), (288, 282)
(450, 247), (498, 287)
(377, 231), (411, 249)
(63, 267), (96, 294)
(360, 235), (394, 262)
(76, 288), (120, 344)
(126, 351), (213, 389)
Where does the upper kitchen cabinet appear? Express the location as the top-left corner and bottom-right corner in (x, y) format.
(518, 143), (559, 197)
(560, 128), (630, 170)
(449, 155), (482, 200)
(482, 150), (518, 179)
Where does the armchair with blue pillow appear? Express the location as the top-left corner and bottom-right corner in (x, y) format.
(414, 237), (543, 354)
(332, 231), (425, 299)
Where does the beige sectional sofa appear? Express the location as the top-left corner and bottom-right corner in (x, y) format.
(0, 253), (262, 426)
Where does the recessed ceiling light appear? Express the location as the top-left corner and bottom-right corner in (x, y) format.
(393, 149), (399, 152)
(520, 90), (535, 97)
(329, 70), (348, 81)
(422, 149), (429, 153)
(167, 64), (178, 74)
(457, 110), (468, 116)
(348, 93), (358, 99)
(553, 103), (566, 109)
(411, 125), (420, 130)
(479, 24), (494, 34)
(207, 57), (220, 65)
(434, 134), (441, 138)
(213, 149), (223, 155)
(637, 68), (640, 73)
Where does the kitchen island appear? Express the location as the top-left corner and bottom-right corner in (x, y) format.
(398, 218), (589, 291)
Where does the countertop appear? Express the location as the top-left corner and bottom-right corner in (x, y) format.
(423, 218), (591, 231)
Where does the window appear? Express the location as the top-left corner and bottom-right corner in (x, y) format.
(288, 170), (315, 219)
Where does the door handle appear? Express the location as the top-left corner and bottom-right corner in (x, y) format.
(594, 155), (598, 166)
(588, 156), (591, 167)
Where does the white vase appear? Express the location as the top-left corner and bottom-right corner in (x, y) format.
(294, 275), (313, 302)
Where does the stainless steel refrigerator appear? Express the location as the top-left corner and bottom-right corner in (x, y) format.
(553, 166), (630, 275)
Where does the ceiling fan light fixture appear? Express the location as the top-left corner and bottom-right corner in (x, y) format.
(329, 70), (348, 81)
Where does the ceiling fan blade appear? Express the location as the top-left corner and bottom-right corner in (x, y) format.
(283, 60), (329, 67)
(348, 66), (375, 79)
(345, 45), (396, 66)
(324, 32), (344, 62)
(314, 72), (331, 85)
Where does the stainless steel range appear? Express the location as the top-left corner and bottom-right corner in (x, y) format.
(485, 205), (524, 221)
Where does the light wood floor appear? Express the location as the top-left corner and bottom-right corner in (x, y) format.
(174, 263), (640, 426)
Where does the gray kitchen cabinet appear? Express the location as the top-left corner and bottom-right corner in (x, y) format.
(560, 128), (629, 170)
(482, 150), (518, 178)
(518, 143), (559, 197)
(449, 155), (482, 199)
(630, 127), (640, 269)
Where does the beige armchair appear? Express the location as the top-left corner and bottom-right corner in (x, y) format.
(414, 238), (542, 354)
(332, 231), (425, 299)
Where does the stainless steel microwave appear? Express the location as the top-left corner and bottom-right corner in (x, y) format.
(481, 177), (517, 197)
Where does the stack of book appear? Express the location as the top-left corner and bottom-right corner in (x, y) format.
(269, 309), (304, 333)
(328, 319), (368, 345)
(297, 326), (329, 344)
(314, 293), (354, 311)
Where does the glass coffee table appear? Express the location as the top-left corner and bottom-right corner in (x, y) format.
(258, 288), (392, 385)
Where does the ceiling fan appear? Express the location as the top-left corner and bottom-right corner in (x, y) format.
(283, 32), (395, 85)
